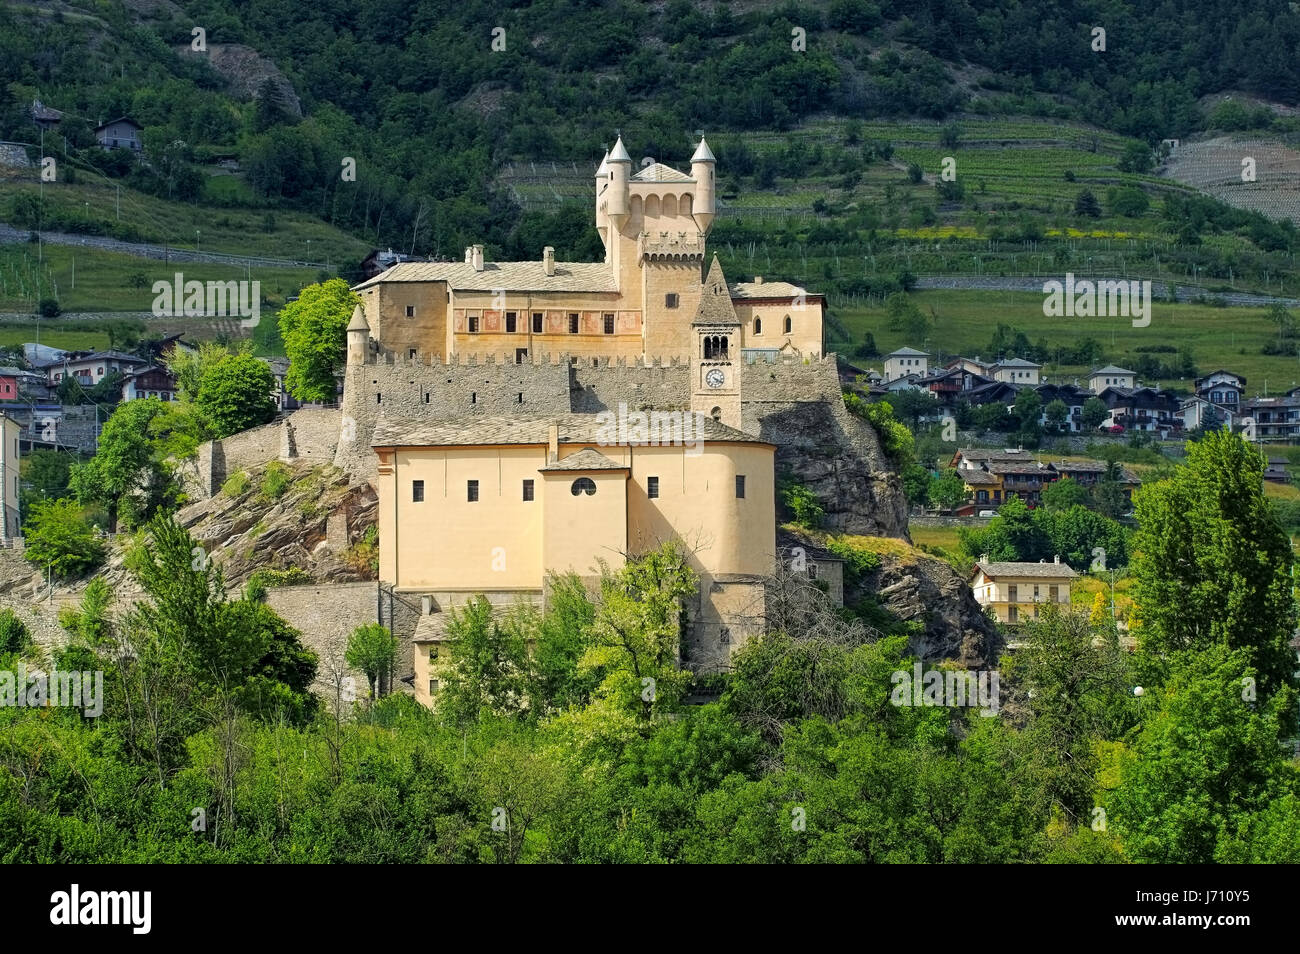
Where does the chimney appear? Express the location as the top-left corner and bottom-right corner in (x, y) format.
(980, 552), (989, 564)
(1054, 554), (1060, 564)
(421, 595), (432, 615)
(754, 276), (763, 285)
(547, 422), (559, 463)
(471, 244), (484, 271)
(464, 246), (474, 264)
(543, 246), (555, 277)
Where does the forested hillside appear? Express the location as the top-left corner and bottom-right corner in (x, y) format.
(3, 0), (1299, 266)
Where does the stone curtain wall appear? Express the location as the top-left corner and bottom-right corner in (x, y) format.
(187, 408), (342, 500)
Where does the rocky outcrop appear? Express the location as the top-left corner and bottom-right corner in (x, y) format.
(756, 400), (910, 539)
(858, 545), (1001, 668)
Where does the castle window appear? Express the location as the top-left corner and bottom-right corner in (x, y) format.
(784, 315), (792, 334)
(523, 479), (534, 501)
(412, 480), (424, 502)
(532, 312), (543, 333)
(429, 679), (439, 694)
(753, 318), (762, 335)
(406, 305), (415, 318)
(409, 349), (417, 359)
(571, 477), (597, 496)
(808, 563), (818, 580)
(603, 313), (615, 335)
(469, 313), (480, 333)
(429, 647), (438, 661)
(735, 475), (746, 498)
(376, 393), (382, 404)
(506, 312), (517, 333)
(647, 476), (659, 498)
(467, 480), (479, 502)
(516, 349), (528, 364)
(665, 293), (679, 308)
(424, 393), (430, 403)
(568, 313), (579, 334)
(517, 392), (523, 403)
(711, 406), (721, 421)
(471, 392), (476, 404)
(720, 626), (731, 645)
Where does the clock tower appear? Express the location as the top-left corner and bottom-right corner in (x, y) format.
(691, 254), (743, 430)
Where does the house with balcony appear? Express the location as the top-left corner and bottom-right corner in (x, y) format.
(46, 350), (148, 387)
(1097, 385), (1181, 435)
(1194, 369), (1245, 412)
(1035, 382), (1094, 432)
(971, 556), (1077, 624)
(1242, 395), (1300, 442)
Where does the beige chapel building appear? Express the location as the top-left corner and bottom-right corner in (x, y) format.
(352, 136), (825, 366)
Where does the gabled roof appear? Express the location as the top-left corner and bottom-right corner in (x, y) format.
(886, 347), (930, 358)
(94, 116), (141, 131)
(996, 357), (1041, 368)
(540, 448), (629, 472)
(354, 260), (617, 293)
(974, 560), (1078, 580)
(1194, 369), (1246, 387)
(632, 162), (694, 183)
(1090, 364), (1135, 376)
(729, 280), (813, 300)
(372, 413), (769, 449)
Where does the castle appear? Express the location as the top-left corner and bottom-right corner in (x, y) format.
(333, 138), (888, 706)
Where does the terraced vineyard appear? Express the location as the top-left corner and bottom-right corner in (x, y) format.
(1162, 136), (1300, 222)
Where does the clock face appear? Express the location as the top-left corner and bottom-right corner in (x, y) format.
(705, 368), (726, 389)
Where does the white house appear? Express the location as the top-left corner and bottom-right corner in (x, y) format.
(1089, 365), (1136, 391)
(884, 347), (930, 382)
(1194, 369), (1245, 411)
(993, 357), (1042, 385)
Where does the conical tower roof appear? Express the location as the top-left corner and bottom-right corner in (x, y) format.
(347, 304), (369, 332)
(692, 255), (739, 326)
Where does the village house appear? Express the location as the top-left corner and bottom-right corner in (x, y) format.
(1097, 385), (1181, 435)
(992, 357), (1042, 385)
(45, 350), (148, 387)
(1242, 394), (1300, 442)
(1194, 369), (1245, 411)
(94, 117), (143, 152)
(1089, 365), (1137, 391)
(1034, 382), (1093, 432)
(883, 347), (930, 382)
(119, 366), (177, 402)
(970, 556), (1077, 624)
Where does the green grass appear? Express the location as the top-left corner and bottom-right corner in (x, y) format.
(0, 244), (326, 313)
(4, 171), (370, 264)
(0, 324), (109, 351)
(838, 289), (1300, 393)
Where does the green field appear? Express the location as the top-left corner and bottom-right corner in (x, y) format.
(838, 289), (1300, 393)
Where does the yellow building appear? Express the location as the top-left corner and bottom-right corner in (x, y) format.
(352, 136), (825, 365)
(970, 556), (1077, 624)
(374, 265), (779, 707)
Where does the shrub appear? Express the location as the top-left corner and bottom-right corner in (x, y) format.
(23, 499), (105, 579)
(260, 461), (292, 500)
(825, 536), (882, 585)
(38, 298), (60, 317)
(344, 525), (379, 577)
(222, 471), (250, 496)
(0, 609), (31, 654)
(780, 479), (825, 529)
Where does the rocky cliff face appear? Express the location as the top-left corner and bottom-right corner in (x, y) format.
(858, 545), (1001, 668)
(754, 400), (910, 539)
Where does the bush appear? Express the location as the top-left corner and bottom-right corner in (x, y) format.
(0, 609), (31, 655)
(23, 498), (105, 579)
(825, 536), (882, 585)
(344, 524), (379, 576)
(780, 479), (825, 529)
(222, 471), (250, 496)
(38, 298), (60, 317)
(260, 462), (292, 500)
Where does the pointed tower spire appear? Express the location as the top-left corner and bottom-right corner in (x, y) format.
(693, 254), (739, 326)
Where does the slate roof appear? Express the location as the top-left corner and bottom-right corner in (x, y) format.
(957, 448), (1034, 463)
(632, 162), (694, 183)
(1090, 365), (1135, 376)
(371, 414), (768, 448)
(693, 256), (741, 325)
(961, 470), (1000, 485)
(539, 448), (629, 472)
(886, 347), (930, 357)
(975, 560), (1078, 580)
(729, 280), (812, 300)
(996, 357), (1041, 368)
(354, 260), (618, 293)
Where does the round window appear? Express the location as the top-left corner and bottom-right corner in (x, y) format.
(571, 477), (597, 496)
